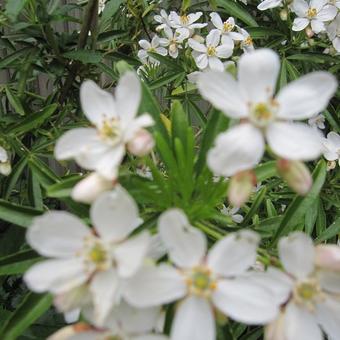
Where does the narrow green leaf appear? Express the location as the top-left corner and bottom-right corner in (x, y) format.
(315, 217), (340, 243)
(5, 86), (26, 116)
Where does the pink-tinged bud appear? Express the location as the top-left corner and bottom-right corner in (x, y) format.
(315, 245), (340, 271)
(305, 27), (314, 38)
(48, 323), (92, 340)
(228, 170), (256, 207)
(127, 129), (155, 157)
(277, 159), (312, 195)
(71, 172), (115, 204)
(279, 9), (288, 21)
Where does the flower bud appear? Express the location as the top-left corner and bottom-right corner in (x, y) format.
(279, 9), (288, 21)
(305, 27), (314, 38)
(127, 129), (155, 157)
(228, 170), (256, 207)
(71, 172), (115, 204)
(277, 159), (312, 195)
(0, 161), (11, 176)
(48, 323), (92, 340)
(315, 245), (340, 271)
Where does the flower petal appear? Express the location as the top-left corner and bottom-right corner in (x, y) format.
(208, 56), (224, 71)
(278, 232), (315, 279)
(292, 18), (309, 31)
(206, 29), (220, 47)
(266, 122), (323, 161)
(215, 44), (233, 58)
(80, 80), (116, 126)
(90, 186), (142, 242)
(123, 265), (187, 307)
(158, 209), (207, 268)
(24, 258), (87, 294)
(113, 231), (150, 278)
(212, 278), (279, 324)
(291, 0), (309, 17)
(188, 39), (206, 53)
(198, 71), (248, 118)
(210, 12), (223, 29)
(258, 0), (282, 10)
(317, 5), (337, 21)
(238, 49), (280, 102)
(115, 72), (141, 124)
(316, 297), (340, 340)
(208, 230), (260, 276)
(311, 19), (325, 33)
(276, 72), (337, 120)
(27, 211), (89, 258)
(318, 270), (340, 294)
(90, 268), (120, 326)
(194, 53), (208, 69)
(207, 124), (265, 177)
(171, 296), (215, 340)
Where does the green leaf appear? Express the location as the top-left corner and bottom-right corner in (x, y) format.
(47, 176), (82, 198)
(316, 217), (340, 243)
(254, 161), (278, 182)
(5, 86), (26, 116)
(271, 160), (327, 245)
(246, 27), (285, 39)
(63, 50), (103, 64)
(5, 0), (29, 21)
(171, 101), (189, 149)
(0, 293), (52, 340)
(0, 199), (43, 228)
(216, 0), (258, 27)
(8, 104), (57, 135)
(242, 187), (267, 226)
(0, 250), (39, 276)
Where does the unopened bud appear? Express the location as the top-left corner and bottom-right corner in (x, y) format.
(0, 161), (11, 176)
(191, 34), (205, 44)
(315, 245), (340, 271)
(48, 323), (92, 340)
(71, 172), (115, 204)
(305, 27), (314, 38)
(127, 129), (155, 157)
(228, 170), (256, 207)
(277, 159), (312, 195)
(279, 9), (288, 21)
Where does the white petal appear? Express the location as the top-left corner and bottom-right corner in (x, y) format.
(123, 113), (154, 141)
(113, 231), (150, 278)
(292, 18), (310, 31)
(54, 128), (98, 161)
(266, 122), (323, 161)
(90, 186), (142, 242)
(158, 209), (206, 268)
(318, 270), (340, 293)
(27, 211), (89, 258)
(327, 131), (340, 147)
(258, 0), (282, 10)
(212, 278), (279, 324)
(171, 296), (215, 340)
(123, 265), (187, 307)
(24, 258), (87, 294)
(311, 19), (325, 33)
(206, 29), (220, 47)
(194, 53), (208, 69)
(139, 40), (151, 50)
(284, 302), (322, 340)
(115, 72), (141, 124)
(291, 0), (309, 17)
(188, 39), (206, 53)
(208, 57), (224, 71)
(238, 49), (280, 102)
(155, 47), (168, 56)
(215, 44), (233, 58)
(277, 72), (337, 120)
(207, 124), (265, 177)
(210, 12), (223, 29)
(311, 0), (327, 11)
(208, 230), (260, 276)
(278, 232), (315, 279)
(80, 80), (116, 126)
(317, 5), (337, 21)
(316, 297), (340, 340)
(90, 268), (120, 326)
(197, 71), (248, 118)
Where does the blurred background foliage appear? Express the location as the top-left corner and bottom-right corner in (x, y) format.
(0, 0), (339, 339)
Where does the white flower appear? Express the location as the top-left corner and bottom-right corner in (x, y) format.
(322, 131), (340, 165)
(98, 0), (106, 14)
(55, 72), (154, 180)
(124, 209), (279, 340)
(263, 232), (340, 340)
(154, 9), (172, 31)
(308, 113), (325, 129)
(159, 27), (189, 58)
(24, 186), (150, 326)
(326, 13), (340, 52)
(169, 11), (207, 36)
(197, 49), (337, 177)
(188, 30), (233, 71)
(0, 146), (11, 176)
(257, 0), (283, 10)
(221, 205), (244, 223)
(291, 0), (337, 34)
(238, 27), (255, 52)
(209, 13), (244, 48)
(138, 36), (168, 65)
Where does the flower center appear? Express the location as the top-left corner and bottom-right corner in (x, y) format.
(293, 279), (324, 311)
(249, 102), (277, 128)
(180, 15), (189, 25)
(207, 46), (216, 56)
(307, 8), (317, 18)
(243, 36), (253, 46)
(223, 22), (233, 33)
(186, 267), (217, 297)
(99, 118), (121, 145)
(83, 237), (111, 272)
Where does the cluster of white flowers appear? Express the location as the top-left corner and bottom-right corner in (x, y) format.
(137, 10), (253, 73)
(258, 0), (339, 52)
(25, 193), (340, 340)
